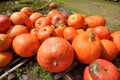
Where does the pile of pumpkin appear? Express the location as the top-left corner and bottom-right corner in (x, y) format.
(0, 6), (120, 80)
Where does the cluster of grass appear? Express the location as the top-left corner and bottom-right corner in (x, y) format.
(33, 63), (54, 80)
(52, 0), (120, 32)
(0, 0), (50, 15)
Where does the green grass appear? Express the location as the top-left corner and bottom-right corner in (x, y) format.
(52, 0), (120, 31)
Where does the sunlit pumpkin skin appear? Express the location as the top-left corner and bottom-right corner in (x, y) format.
(20, 7), (34, 17)
(7, 25), (29, 39)
(93, 26), (111, 40)
(85, 15), (106, 28)
(29, 12), (43, 25)
(0, 34), (12, 51)
(86, 59), (120, 80)
(67, 13), (85, 29)
(37, 26), (55, 42)
(12, 34), (40, 57)
(10, 12), (32, 29)
(37, 37), (74, 72)
(53, 24), (67, 38)
(35, 17), (52, 30)
(49, 2), (57, 9)
(72, 32), (102, 64)
(111, 31), (120, 55)
(51, 13), (65, 25)
(0, 51), (13, 67)
(0, 14), (11, 33)
(63, 27), (78, 43)
(76, 28), (85, 34)
(100, 39), (118, 60)
(30, 28), (38, 37)
(47, 9), (61, 19)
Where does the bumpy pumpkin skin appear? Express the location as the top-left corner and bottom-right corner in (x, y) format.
(72, 31), (102, 64)
(88, 59), (120, 80)
(37, 37), (74, 72)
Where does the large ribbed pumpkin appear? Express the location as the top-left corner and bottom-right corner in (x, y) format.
(37, 37), (74, 72)
(72, 31), (102, 64)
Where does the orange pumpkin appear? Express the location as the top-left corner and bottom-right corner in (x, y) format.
(37, 37), (74, 72)
(84, 59), (120, 80)
(0, 51), (13, 67)
(111, 31), (120, 55)
(35, 17), (52, 29)
(47, 9), (61, 19)
(37, 26), (55, 42)
(67, 13), (85, 29)
(29, 12), (43, 25)
(100, 39), (118, 60)
(0, 14), (11, 33)
(72, 31), (102, 64)
(30, 28), (38, 37)
(12, 34), (40, 57)
(0, 34), (12, 51)
(85, 15), (106, 28)
(20, 7), (34, 17)
(10, 12), (32, 29)
(93, 26), (111, 40)
(7, 25), (29, 39)
(53, 24), (67, 38)
(49, 2), (57, 9)
(63, 27), (78, 43)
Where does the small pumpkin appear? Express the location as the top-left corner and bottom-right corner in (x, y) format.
(20, 7), (34, 17)
(47, 9), (61, 19)
(63, 27), (78, 43)
(35, 17), (52, 29)
(7, 25), (29, 39)
(72, 31), (102, 64)
(0, 14), (11, 33)
(10, 12), (32, 29)
(37, 37), (74, 72)
(37, 26), (55, 42)
(85, 15), (106, 28)
(0, 34), (12, 51)
(111, 31), (120, 55)
(83, 59), (120, 80)
(100, 39), (118, 60)
(67, 13), (85, 29)
(49, 2), (57, 9)
(93, 26), (111, 40)
(29, 12), (43, 25)
(0, 51), (13, 67)
(12, 34), (40, 57)
(53, 23), (67, 38)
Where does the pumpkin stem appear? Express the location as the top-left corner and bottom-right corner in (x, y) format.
(89, 32), (95, 42)
(103, 67), (109, 72)
(53, 60), (58, 66)
(32, 49), (37, 55)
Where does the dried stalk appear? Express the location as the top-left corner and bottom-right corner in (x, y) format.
(0, 58), (30, 79)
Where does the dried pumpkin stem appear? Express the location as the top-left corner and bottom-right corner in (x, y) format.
(89, 32), (95, 42)
(53, 60), (58, 66)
